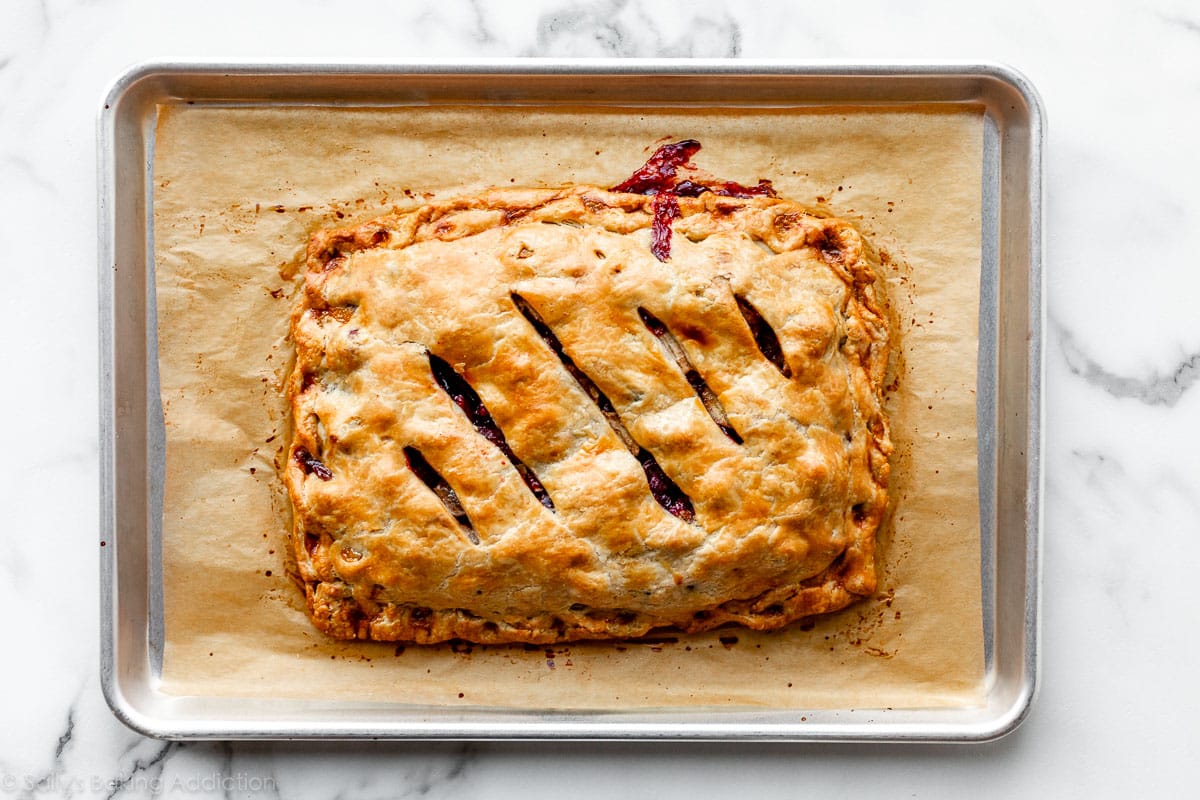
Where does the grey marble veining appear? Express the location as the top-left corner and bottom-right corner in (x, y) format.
(2, 0), (1199, 797)
(527, 0), (742, 57)
(1057, 318), (1200, 407)
(1160, 11), (1200, 36)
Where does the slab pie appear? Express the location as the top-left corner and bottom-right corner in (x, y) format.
(285, 176), (892, 643)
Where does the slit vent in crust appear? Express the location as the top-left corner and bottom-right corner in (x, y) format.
(427, 352), (555, 510)
(734, 294), (792, 378)
(510, 292), (696, 523)
(636, 307), (743, 444)
(403, 446), (480, 544)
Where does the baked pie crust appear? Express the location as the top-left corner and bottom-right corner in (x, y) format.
(286, 184), (892, 644)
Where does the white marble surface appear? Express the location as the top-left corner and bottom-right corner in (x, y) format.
(2, 0), (1198, 796)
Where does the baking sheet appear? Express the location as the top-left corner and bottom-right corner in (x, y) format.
(151, 103), (984, 710)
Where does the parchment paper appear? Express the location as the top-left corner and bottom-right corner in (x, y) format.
(153, 104), (984, 709)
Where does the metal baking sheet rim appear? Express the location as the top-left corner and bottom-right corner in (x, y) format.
(98, 59), (1044, 742)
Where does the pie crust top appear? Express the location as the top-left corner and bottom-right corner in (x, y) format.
(286, 182), (892, 644)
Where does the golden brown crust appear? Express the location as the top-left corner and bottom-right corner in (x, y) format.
(285, 186), (892, 643)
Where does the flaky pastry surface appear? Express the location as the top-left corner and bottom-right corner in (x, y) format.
(285, 186), (892, 643)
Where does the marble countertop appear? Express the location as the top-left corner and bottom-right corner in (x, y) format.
(2, 0), (1198, 796)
